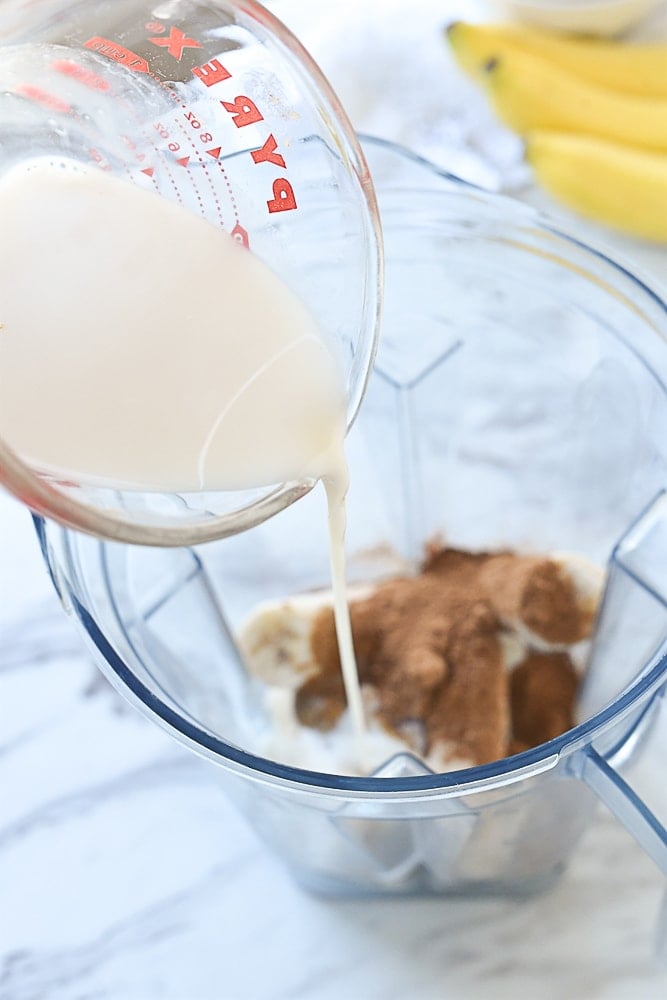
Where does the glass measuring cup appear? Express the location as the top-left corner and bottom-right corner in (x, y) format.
(0, 0), (382, 545)
(35, 140), (667, 917)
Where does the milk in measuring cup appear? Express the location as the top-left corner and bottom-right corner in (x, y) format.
(0, 158), (365, 735)
(0, 158), (345, 493)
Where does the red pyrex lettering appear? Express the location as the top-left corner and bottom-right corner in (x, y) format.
(250, 134), (285, 168)
(149, 27), (201, 61)
(267, 179), (297, 213)
(221, 96), (263, 129)
(191, 59), (231, 88)
(191, 59), (297, 215)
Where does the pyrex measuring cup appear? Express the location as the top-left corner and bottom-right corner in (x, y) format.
(35, 140), (667, 917)
(0, 0), (382, 545)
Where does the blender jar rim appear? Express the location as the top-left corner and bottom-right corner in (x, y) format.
(35, 507), (667, 798)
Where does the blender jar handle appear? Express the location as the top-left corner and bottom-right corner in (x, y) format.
(578, 682), (667, 874)
(578, 683), (667, 963)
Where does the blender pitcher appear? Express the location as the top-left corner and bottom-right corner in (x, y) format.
(0, 0), (382, 545)
(35, 139), (667, 906)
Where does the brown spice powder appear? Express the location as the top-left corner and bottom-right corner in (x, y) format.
(296, 548), (588, 767)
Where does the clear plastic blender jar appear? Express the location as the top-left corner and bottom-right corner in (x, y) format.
(35, 140), (667, 915)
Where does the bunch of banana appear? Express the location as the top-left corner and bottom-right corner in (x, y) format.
(446, 22), (667, 243)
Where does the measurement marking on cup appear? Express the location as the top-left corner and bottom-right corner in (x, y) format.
(84, 37), (149, 74)
(153, 114), (226, 226)
(52, 59), (110, 92)
(161, 113), (220, 221)
(16, 85), (71, 114)
(142, 75), (229, 226)
(176, 108), (234, 223)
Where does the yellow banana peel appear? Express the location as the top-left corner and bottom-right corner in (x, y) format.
(481, 49), (667, 152)
(447, 22), (667, 98)
(525, 131), (667, 243)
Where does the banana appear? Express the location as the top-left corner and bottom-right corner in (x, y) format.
(525, 131), (667, 243)
(447, 22), (667, 98)
(481, 49), (667, 152)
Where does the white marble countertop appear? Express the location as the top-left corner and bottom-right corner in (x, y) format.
(2, 2), (667, 998)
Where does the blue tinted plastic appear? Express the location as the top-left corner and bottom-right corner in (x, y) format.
(35, 138), (667, 899)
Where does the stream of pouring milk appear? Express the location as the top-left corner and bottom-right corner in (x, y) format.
(0, 158), (366, 736)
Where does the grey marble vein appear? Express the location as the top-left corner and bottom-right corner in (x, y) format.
(0, 753), (206, 852)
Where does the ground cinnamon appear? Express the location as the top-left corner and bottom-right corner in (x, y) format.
(297, 547), (593, 767)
